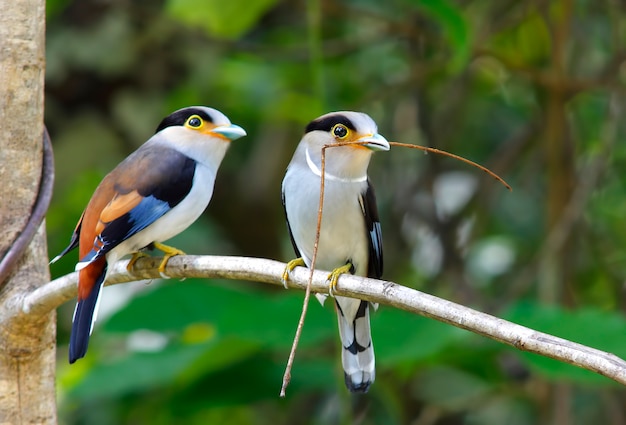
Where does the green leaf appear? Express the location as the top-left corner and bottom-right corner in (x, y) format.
(414, 366), (492, 411)
(46, 0), (72, 19)
(165, 0), (279, 39)
(374, 307), (469, 365)
(489, 12), (550, 66)
(68, 337), (260, 400)
(170, 356), (336, 408)
(405, 0), (472, 72)
(504, 301), (626, 385)
(104, 280), (335, 349)
(465, 395), (535, 425)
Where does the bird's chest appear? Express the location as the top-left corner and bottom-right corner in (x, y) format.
(152, 164), (215, 237)
(286, 176), (368, 272)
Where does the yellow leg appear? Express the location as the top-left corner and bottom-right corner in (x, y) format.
(327, 263), (353, 297)
(127, 251), (149, 272)
(281, 257), (305, 289)
(153, 241), (186, 278)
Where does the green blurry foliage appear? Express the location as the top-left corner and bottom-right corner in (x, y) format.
(405, 0), (472, 72)
(506, 301), (626, 384)
(46, 0), (626, 423)
(166, 0), (280, 40)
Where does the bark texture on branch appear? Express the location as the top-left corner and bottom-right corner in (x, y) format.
(0, 0), (55, 423)
(35, 255), (626, 387)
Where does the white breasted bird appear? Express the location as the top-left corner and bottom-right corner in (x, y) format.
(282, 111), (389, 392)
(52, 106), (246, 363)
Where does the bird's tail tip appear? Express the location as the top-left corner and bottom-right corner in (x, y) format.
(68, 346), (87, 364)
(68, 303), (94, 364)
(344, 372), (374, 393)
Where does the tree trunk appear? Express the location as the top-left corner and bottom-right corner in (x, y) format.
(0, 0), (56, 423)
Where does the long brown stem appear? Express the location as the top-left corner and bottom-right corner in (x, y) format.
(280, 144), (329, 397)
(388, 141), (511, 191)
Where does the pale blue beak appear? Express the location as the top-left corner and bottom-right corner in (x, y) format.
(211, 124), (247, 141)
(358, 133), (390, 151)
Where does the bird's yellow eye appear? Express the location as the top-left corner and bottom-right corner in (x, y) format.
(332, 124), (349, 139)
(186, 115), (203, 128)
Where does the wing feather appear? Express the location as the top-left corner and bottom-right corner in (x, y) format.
(359, 181), (383, 279)
(78, 145), (196, 265)
(282, 187), (302, 258)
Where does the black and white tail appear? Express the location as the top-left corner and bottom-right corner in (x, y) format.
(335, 296), (375, 392)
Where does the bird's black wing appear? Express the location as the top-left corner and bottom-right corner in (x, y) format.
(359, 180), (383, 279)
(282, 187), (302, 258)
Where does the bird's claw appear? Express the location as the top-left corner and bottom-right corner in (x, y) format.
(157, 255), (182, 279)
(153, 242), (185, 280)
(281, 257), (305, 289)
(127, 251), (149, 272)
(326, 263), (353, 297)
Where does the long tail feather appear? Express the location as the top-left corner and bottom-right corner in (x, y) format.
(50, 233), (80, 264)
(51, 212), (84, 264)
(69, 264), (106, 363)
(335, 297), (375, 392)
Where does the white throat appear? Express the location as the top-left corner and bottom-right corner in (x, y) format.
(305, 148), (367, 183)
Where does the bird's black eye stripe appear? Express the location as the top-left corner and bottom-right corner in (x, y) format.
(305, 114), (357, 134)
(155, 108), (214, 133)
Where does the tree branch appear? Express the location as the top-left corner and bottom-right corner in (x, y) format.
(29, 255), (626, 386)
(0, 127), (54, 287)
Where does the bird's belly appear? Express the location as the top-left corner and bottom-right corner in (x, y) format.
(287, 181), (369, 275)
(108, 165), (215, 259)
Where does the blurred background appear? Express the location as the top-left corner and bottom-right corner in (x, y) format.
(46, 0), (626, 424)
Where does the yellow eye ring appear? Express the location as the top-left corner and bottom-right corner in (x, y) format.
(332, 124), (349, 139)
(186, 115), (203, 128)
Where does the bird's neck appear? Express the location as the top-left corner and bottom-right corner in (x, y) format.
(305, 147), (368, 183)
(184, 141), (229, 171)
